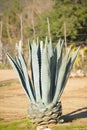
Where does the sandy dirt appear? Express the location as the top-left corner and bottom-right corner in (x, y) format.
(0, 69), (87, 126)
(0, 69), (17, 81)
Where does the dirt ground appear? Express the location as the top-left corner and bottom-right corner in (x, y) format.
(0, 69), (87, 126)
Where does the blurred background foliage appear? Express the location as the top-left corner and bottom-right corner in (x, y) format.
(0, 0), (87, 71)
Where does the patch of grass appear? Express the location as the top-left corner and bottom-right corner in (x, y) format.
(0, 63), (11, 69)
(52, 125), (87, 130)
(0, 119), (37, 130)
(0, 118), (87, 130)
(0, 118), (4, 121)
(0, 79), (19, 87)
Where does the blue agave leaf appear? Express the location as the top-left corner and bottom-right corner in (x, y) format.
(47, 38), (57, 101)
(15, 57), (22, 68)
(47, 38), (53, 99)
(31, 41), (41, 102)
(41, 44), (51, 105)
(6, 53), (35, 103)
(45, 36), (48, 48)
(58, 47), (80, 100)
(56, 39), (64, 60)
(50, 55), (57, 101)
(15, 57), (25, 80)
(55, 39), (64, 88)
(71, 47), (80, 63)
(52, 48), (71, 106)
(47, 38), (53, 59)
(37, 43), (42, 98)
(51, 48), (57, 99)
(18, 50), (36, 103)
(56, 39), (61, 59)
(28, 40), (34, 85)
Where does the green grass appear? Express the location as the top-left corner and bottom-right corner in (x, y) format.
(0, 118), (87, 130)
(53, 125), (87, 130)
(0, 79), (19, 87)
(0, 119), (37, 130)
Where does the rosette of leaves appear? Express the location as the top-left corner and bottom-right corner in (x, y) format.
(6, 38), (79, 125)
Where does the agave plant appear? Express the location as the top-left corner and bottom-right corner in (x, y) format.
(6, 38), (79, 125)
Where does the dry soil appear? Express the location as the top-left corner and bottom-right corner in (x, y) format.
(0, 69), (87, 126)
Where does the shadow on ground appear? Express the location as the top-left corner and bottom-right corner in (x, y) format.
(60, 107), (87, 122)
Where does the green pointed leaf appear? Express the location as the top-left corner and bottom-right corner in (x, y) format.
(55, 39), (64, 87)
(58, 47), (80, 100)
(47, 38), (53, 59)
(37, 43), (42, 98)
(7, 52), (36, 103)
(15, 57), (25, 79)
(18, 51), (36, 102)
(48, 39), (56, 101)
(6, 54), (36, 103)
(28, 40), (34, 84)
(45, 36), (48, 47)
(31, 41), (41, 102)
(52, 47), (71, 105)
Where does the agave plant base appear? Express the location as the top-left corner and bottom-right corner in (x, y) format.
(28, 102), (62, 125)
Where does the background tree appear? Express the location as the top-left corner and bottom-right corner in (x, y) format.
(0, 0), (87, 68)
(51, 0), (87, 44)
